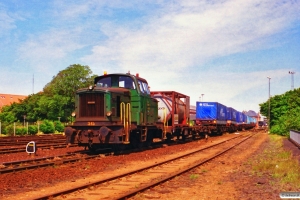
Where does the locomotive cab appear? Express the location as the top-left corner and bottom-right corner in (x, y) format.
(65, 72), (159, 151)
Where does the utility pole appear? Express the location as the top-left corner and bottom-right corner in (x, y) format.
(267, 77), (271, 132)
(288, 71), (295, 90)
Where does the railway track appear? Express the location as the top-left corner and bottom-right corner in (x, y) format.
(0, 152), (98, 174)
(0, 143), (78, 154)
(0, 139), (66, 146)
(31, 132), (255, 200)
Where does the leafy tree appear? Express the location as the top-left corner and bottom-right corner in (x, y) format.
(260, 88), (300, 135)
(0, 106), (16, 123)
(43, 64), (97, 120)
(43, 64), (96, 100)
(37, 94), (70, 121)
(0, 64), (97, 124)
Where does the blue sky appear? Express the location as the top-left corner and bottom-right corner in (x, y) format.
(1, 0), (299, 113)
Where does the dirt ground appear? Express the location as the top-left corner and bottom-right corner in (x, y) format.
(1, 131), (299, 200)
(130, 131), (300, 200)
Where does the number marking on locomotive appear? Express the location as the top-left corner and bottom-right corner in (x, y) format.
(87, 122), (95, 126)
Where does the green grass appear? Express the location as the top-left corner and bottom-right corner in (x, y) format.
(189, 174), (199, 180)
(252, 134), (300, 189)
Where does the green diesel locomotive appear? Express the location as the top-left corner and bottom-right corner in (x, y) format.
(65, 72), (163, 151)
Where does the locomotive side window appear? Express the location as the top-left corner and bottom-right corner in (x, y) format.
(138, 80), (144, 93)
(142, 81), (150, 94)
(137, 80), (150, 94)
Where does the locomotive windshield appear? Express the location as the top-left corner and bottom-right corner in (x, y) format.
(95, 74), (150, 94)
(96, 75), (136, 89)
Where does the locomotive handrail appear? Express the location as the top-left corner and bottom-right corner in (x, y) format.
(120, 102), (131, 143)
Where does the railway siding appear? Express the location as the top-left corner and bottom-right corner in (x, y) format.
(29, 133), (252, 199)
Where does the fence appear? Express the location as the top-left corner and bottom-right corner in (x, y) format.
(0, 121), (68, 136)
(289, 130), (300, 148)
(0, 122), (40, 136)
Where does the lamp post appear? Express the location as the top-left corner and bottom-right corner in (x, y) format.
(201, 94), (204, 102)
(288, 71), (295, 90)
(23, 115), (26, 127)
(267, 77), (271, 132)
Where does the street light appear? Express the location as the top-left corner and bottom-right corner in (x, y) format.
(267, 77), (271, 132)
(288, 71), (295, 90)
(23, 115), (26, 127)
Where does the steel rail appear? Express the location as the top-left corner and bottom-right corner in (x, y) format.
(0, 139), (67, 146)
(0, 143), (78, 154)
(31, 133), (251, 200)
(116, 133), (255, 200)
(0, 152), (98, 174)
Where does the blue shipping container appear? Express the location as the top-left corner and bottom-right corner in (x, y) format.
(226, 107), (237, 122)
(196, 102), (227, 121)
(236, 111), (244, 123)
(242, 113), (247, 123)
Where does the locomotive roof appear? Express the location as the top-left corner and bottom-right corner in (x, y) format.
(94, 73), (148, 84)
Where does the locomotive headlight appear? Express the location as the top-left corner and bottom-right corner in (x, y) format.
(88, 85), (94, 90)
(106, 111), (112, 117)
(71, 112), (76, 117)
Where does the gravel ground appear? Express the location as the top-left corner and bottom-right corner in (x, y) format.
(0, 130), (299, 200)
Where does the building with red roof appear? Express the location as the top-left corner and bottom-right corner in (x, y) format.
(0, 94), (27, 110)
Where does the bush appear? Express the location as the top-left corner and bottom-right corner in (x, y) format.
(0, 127), (8, 135)
(28, 125), (38, 135)
(6, 124), (15, 136)
(270, 124), (289, 136)
(40, 120), (55, 134)
(16, 127), (27, 135)
(54, 121), (64, 132)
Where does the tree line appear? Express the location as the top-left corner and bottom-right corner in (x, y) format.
(259, 87), (300, 136)
(0, 64), (97, 135)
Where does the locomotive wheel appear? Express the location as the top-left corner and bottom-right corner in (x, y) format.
(145, 132), (153, 147)
(130, 132), (142, 149)
(88, 144), (96, 153)
(112, 144), (126, 154)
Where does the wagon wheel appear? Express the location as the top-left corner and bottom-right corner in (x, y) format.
(166, 132), (172, 143)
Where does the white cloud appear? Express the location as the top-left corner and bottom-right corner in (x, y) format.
(83, 0), (300, 71)
(17, 28), (85, 71)
(1, 0), (299, 111)
(0, 6), (16, 38)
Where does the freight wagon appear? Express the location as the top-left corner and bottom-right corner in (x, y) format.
(195, 102), (228, 135)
